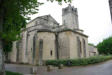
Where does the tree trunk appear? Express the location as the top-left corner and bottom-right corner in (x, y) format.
(0, 40), (5, 75)
(0, 1), (5, 74)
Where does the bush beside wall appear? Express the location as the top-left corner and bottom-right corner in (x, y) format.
(46, 55), (112, 66)
(6, 71), (23, 75)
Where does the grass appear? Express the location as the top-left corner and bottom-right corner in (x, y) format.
(46, 55), (112, 66)
(6, 71), (23, 75)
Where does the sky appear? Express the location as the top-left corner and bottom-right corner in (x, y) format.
(30, 0), (112, 45)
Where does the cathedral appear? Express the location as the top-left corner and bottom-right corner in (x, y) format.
(8, 5), (90, 65)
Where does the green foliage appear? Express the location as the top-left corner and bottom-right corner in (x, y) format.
(0, 0), (42, 42)
(6, 71), (23, 75)
(47, 0), (72, 4)
(3, 41), (12, 53)
(47, 0), (71, 2)
(3, 42), (12, 53)
(46, 55), (112, 66)
(97, 37), (112, 55)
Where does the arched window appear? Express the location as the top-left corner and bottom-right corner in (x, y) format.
(77, 37), (82, 58)
(38, 39), (43, 65)
(33, 36), (36, 59)
(39, 39), (43, 59)
(83, 39), (86, 57)
(39, 39), (43, 50)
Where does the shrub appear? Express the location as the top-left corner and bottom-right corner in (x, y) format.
(45, 55), (112, 67)
(6, 71), (23, 75)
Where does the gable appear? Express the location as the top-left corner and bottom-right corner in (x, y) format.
(27, 15), (59, 28)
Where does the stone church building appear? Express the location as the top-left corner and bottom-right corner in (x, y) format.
(8, 5), (90, 65)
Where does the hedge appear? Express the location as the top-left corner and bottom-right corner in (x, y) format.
(45, 55), (112, 66)
(6, 71), (23, 75)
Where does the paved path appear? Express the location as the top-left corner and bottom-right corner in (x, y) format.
(5, 64), (32, 74)
(5, 64), (47, 74)
(5, 60), (112, 75)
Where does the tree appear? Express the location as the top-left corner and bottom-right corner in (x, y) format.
(0, 0), (71, 75)
(97, 37), (112, 55)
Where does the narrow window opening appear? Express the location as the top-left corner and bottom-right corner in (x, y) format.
(77, 37), (82, 58)
(83, 39), (86, 57)
(50, 50), (53, 56)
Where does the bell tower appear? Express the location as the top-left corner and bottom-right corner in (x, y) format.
(62, 4), (79, 29)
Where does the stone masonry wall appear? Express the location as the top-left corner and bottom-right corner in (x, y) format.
(58, 31), (89, 59)
(58, 31), (70, 59)
(35, 32), (56, 60)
